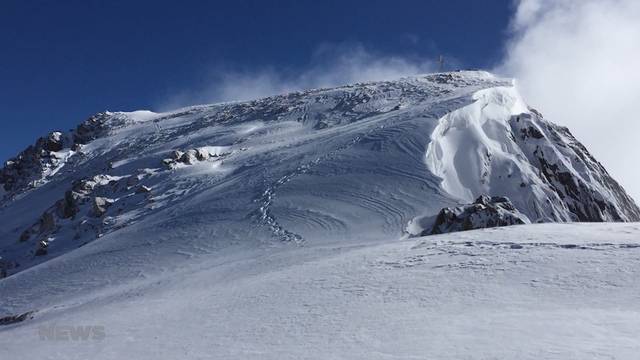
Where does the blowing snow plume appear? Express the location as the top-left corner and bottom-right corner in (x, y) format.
(160, 44), (440, 109)
(498, 0), (640, 202)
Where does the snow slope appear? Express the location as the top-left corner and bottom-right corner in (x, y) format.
(1, 71), (637, 277)
(1, 223), (639, 359)
(1, 71), (639, 358)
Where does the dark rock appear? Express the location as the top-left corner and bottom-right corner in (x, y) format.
(126, 176), (139, 187)
(195, 149), (210, 161)
(38, 212), (56, 234)
(0, 131), (72, 195)
(44, 132), (64, 152)
(520, 126), (544, 140)
(73, 112), (110, 144)
(91, 197), (113, 217)
(35, 240), (48, 256)
(0, 311), (34, 326)
(171, 150), (184, 160)
(509, 112), (640, 222)
(164, 148), (217, 167)
(162, 158), (174, 168)
(179, 150), (198, 165)
(425, 196), (529, 235)
(135, 185), (151, 194)
(19, 229), (31, 242)
(57, 190), (80, 219)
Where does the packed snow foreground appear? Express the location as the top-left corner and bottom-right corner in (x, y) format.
(1, 71), (639, 359)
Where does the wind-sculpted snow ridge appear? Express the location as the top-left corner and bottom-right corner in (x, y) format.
(0, 71), (638, 279)
(425, 85), (640, 222)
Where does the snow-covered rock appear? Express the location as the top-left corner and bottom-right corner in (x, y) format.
(0, 131), (73, 196)
(162, 147), (228, 169)
(90, 196), (114, 217)
(0, 110), (161, 201)
(424, 195), (529, 235)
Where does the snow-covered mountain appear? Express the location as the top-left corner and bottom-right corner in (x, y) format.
(1, 71), (639, 359)
(1, 71), (637, 277)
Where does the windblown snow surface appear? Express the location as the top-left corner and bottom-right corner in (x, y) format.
(1, 71), (639, 359)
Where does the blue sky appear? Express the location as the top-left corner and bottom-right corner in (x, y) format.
(3, 0), (640, 213)
(0, 0), (512, 162)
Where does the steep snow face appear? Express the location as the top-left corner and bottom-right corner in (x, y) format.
(427, 86), (526, 201)
(426, 85), (640, 222)
(0, 71), (637, 278)
(426, 85), (571, 221)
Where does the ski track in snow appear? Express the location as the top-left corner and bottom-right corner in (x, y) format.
(253, 105), (434, 244)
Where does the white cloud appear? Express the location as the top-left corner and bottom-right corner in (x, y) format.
(498, 0), (640, 202)
(160, 44), (440, 109)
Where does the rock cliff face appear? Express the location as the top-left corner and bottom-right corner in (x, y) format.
(509, 111), (640, 221)
(1, 71), (638, 278)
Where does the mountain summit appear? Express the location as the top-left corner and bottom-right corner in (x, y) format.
(1, 71), (638, 277)
(2, 71), (640, 359)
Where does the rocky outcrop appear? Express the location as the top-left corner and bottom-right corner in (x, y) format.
(510, 112), (640, 222)
(162, 148), (228, 168)
(424, 195), (529, 235)
(91, 197), (114, 217)
(0, 131), (72, 195)
(0, 311), (34, 326)
(72, 112), (112, 144)
(15, 174), (148, 260)
(135, 185), (151, 194)
(0, 112), (118, 199)
(19, 208), (58, 244)
(34, 240), (48, 256)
